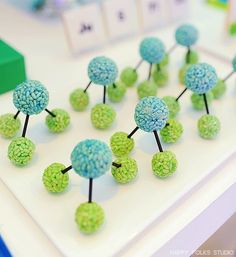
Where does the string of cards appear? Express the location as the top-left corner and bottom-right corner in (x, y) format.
(62, 0), (189, 53)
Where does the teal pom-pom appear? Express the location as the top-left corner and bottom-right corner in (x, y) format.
(175, 24), (199, 47)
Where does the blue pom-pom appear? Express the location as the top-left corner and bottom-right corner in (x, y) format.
(139, 37), (165, 64)
(175, 24), (198, 47)
(88, 56), (118, 85)
(134, 96), (169, 132)
(70, 139), (112, 179)
(185, 63), (218, 94)
(232, 56), (236, 72)
(13, 80), (49, 115)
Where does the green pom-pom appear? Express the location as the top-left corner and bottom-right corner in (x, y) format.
(91, 103), (116, 129)
(152, 151), (177, 178)
(75, 202), (105, 234)
(8, 137), (35, 166)
(198, 114), (220, 139)
(107, 81), (126, 103)
(45, 109), (70, 133)
(120, 67), (138, 87)
(160, 119), (183, 143)
(211, 79), (227, 99)
(42, 163), (69, 193)
(111, 157), (138, 184)
(110, 132), (134, 157)
(179, 64), (190, 85)
(185, 50), (199, 64)
(69, 88), (89, 111)
(159, 54), (169, 68)
(152, 68), (169, 87)
(162, 96), (180, 119)
(191, 92), (214, 111)
(137, 80), (157, 99)
(0, 113), (21, 138)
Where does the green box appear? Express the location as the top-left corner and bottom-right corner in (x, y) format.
(0, 40), (26, 94)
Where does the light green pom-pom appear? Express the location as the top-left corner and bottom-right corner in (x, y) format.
(185, 50), (199, 64)
(152, 68), (169, 87)
(8, 137), (35, 166)
(159, 54), (169, 68)
(162, 96), (180, 119)
(111, 157), (138, 184)
(211, 79), (227, 99)
(107, 81), (126, 103)
(69, 88), (89, 111)
(120, 67), (138, 87)
(198, 114), (221, 139)
(191, 92), (214, 111)
(179, 64), (190, 85)
(45, 109), (70, 133)
(91, 103), (116, 129)
(0, 113), (21, 138)
(152, 151), (177, 178)
(110, 132), (134, 157)
(75, 202), (105, 234)
(137, 80), (157, 99)
(42, 163), (69, 193)
(160, 119), (183, 143)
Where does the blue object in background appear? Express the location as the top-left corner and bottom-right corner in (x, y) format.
(0, 236), (12, 257)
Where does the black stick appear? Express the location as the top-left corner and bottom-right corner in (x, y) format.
(14, 110), (20, 119)
(112, 162), (121, 168)
(88, 178), (93, 203)
(176, 88), (188, 101)
(84, 81), (92, 93)
(148, 63), (152, 80)
(103, 86), (106, 104)
(113, 83), (117, 88)
(127, 127), (139, 138)
(134, 59), (143, 72)
(186, 47), (191, 64)
(61, 165), (72, 174)
(153, 130), (163, 152)
(203, 93), (209, 115)
(45, 109), (56, 118)
(157, 63), (161, 72)
(167, 43), (177, 54)
(22, 115), (30, 137)
(223, 70), (234, 82)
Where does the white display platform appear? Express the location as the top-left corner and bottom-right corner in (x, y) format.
(0, 2), (236, 257)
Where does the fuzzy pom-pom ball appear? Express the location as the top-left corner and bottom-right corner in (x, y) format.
(185, 50), (199, 64)
(139, 37), (165, 64)
(152, 68), (169, 87)
(111, 157), (138, 184)
(13, 80), (49, 115)
(43, 163), (69, 193)
(232, 56), (236, 72)
(0, 114), (21, 138)
(152, 151), (177, 178)
(179, 64), (190, 85)
(175, 24), (199, 47)
(8, 137), (35, 166)
(198, 114), (220, 139)
(75, 202), (104, 234)
(69, 88), (89, 111)
(107, 81), (126, 103)
(191, 92), (214, 111)
(91, 103), (116, 129)
(160, 119), (183, 143)
(137, 80), (157, 99)
(110, 132), (134, 157)
(211, 79), (226, 99)
(120, 67), (138, 87)
(88, 56), (118, 85)
(45, 109), (70, 133)
(135, 96), (169, 132)
(71, 139), (112, 179)
(162, 96), (180, 119)
(185, 63), (218, 94)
